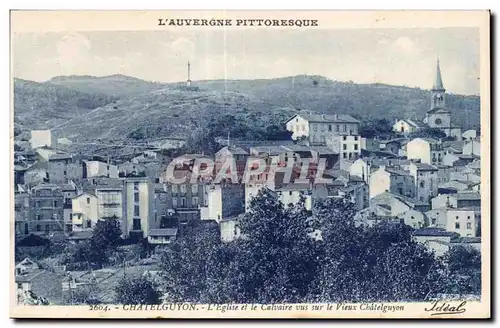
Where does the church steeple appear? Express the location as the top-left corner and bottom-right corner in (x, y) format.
(432, 57), (445, 91)
(430, 57), (446, 110)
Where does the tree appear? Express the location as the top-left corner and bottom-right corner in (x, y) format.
(220, 189), (321, 303)
(91, 217), (122, 251)
(314, 198), (445, 302)
(441, 246), (481, 295)
(359, 119), (395, 138)
(159, 221), (222, 302)
(411, 127), (446, 140)
(115, 274), (162, 305)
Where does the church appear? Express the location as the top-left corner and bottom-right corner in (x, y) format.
(423, 58), (462, 139)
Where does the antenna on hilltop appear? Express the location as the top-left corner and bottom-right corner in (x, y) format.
(186, 61), (192, 87)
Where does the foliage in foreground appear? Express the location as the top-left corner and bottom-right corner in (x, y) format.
(159, 189), (481, 303)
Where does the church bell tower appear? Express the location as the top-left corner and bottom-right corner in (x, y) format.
(431, 57), (446, 110)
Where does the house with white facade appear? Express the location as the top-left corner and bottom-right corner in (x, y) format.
(406, 137), (445, 165)
(284, 112), (360, 146)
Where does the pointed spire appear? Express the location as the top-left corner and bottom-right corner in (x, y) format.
(433, 57), (445, 90)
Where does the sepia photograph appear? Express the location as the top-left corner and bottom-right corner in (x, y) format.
(9, 10), (490, 319)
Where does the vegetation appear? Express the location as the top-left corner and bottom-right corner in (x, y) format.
(158, 189), (480, 303)
(114, 274), (162, 305)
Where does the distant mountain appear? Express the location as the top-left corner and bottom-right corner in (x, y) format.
(14, 78), (117, 130)
(49, 74), (166, 97)
(15, 74), (481, 146)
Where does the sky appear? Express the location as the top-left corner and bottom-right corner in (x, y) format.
(12, 28), (480, 95)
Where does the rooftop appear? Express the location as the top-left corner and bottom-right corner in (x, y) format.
(413, 162), (438, 171)
(149, 228), (178, 237)
(286, 112), (360, 124)
(413, 228), (455, 237)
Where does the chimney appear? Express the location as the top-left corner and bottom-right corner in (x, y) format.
(321, 114), (325, 119)
(334, 114), (338, 120)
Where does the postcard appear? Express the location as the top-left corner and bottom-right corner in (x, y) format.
(10, 10), (490, 319)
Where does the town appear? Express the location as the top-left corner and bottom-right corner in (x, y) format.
(14, 59), (482, 306)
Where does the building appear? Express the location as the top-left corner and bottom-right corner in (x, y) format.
(446, 208), (479, 237)
(412, 228), (457, 257)
(431, 191), (481, 209)
(424, 59), (462, 139)
(326, 135), (361, 161)
(463, 138), (480, 157)
(205, 184), (245, 223)
(83, 161), (119, 179)
(220, 216), (243, 243)
(405, 162), (438, 203)
(84, 178), (124, 223)
(349, 158), (372, 184)
(284, 112), (360, 145)
(369, 165), (415, 199)
(275, 184), (312, 211)
(378, 139), (404, 155)
(14, 190), (30, 235)
(123, 178), (154, 239)
(30, 130), (54, 149)
(147, 228), (178, 245)
(397, 209), (427, 229)
(462, 129), (477, 140)
(28, 184), (64, 235)
(71, 192), (99, 232)
(406, 137), (445, 165)
(392, 119), (424, 135)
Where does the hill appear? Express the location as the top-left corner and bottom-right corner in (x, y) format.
(48, 74), (166, 97)
(13, 78), (117, 130)
(193, 75), (480, 130)
(15, 74), (481, 147)
(52, 85), (295, 143)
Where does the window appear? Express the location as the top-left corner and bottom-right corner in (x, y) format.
(467, 216), (471, 220)
(467, 222), (472, 229)
(172, 197), (178, 207)
(53, 201), (58, 207)
(134, 192), (139, 202)
(192, 184), (198, 194)
(343, 136), (347, 141)
(410, 216), (415, 220)
(435, 118), (442, 125)
(321, 124), (325, 132)
(134, 182), (139, 191)
(70, 214), (73, 220)
(420, 181), (425, 188)
(64, 171), (67, 176)
(328, 125), (332, 132)
(343, 125), (347, 132)
(432, 218), (437, 224)
(419, 197), (424, 201)
(134, 205), (140, 216)
(180, 185), (187, 194)
(35, 201), (40, 208)
(455, 222), (460, 229)
(456, 216), (459, 220)
(86, 221), (91, 228)
(36, 214), (41, 221)
(133, 219), (141, 231)
(354, 136), (358, 141)
(301, 124), (306, 132)
(336, 125), (339, 132)
(343, 144), (347, 150)
(86, 197), (90, 204)
(343, 153), (347, 159)
(289, 191), (293, 196)
(354, 144), (358, 150)
(192, 197), (199, 206)
(172, 185), (178, 193)
(36, 225), (41, 231)
(181, 198), (186, 207)
(107, 165), (110, 170)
